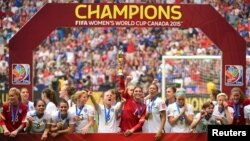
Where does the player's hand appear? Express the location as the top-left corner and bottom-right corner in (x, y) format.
(223, 101), (228, 109)
(82, 126), (89, 134)
(51, 132), (59, 138)
(9, 130), (18, 138)
(124, 129), (134, 136)
(200, 110), (206, 118)
(87, 90), (92, 96)
(155, 131), (162, 141)
(121, 98), (126, 103)
(180, 104), (186, 115)
(73, 116), (80, 122)
(41, 132), (48, 140)
(0, 114), (6, 120)
(152, 79), (158, 84)
(3, 129), (10, 136)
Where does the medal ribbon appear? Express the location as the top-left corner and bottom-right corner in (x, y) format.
(10, 102), (20, 123)
(58, 111), (68, 129)
(148, 96), (157, 113)
(75, 105), (84, 116)
(233, 103), (240, 120)
(133, 100), (144, 117)
(104, 106), (111, 123)
(176, 103), (184, 121)
(58, 111), (68, 122)
(26, 102), (29, 111)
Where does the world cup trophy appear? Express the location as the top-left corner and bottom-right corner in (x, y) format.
(117, 49), (124, 76)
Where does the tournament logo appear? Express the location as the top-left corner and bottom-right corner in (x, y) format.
(225, 65), (243, 86)
(12, 64), (30, 85)
(84, 109), (87, 113)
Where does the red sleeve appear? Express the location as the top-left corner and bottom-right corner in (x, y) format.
(244, 99), (250, 105)
(132, 104), (146, 132)
(228, 101), (233, 107)
(119, 75), (132, 100)
(0, 103), (8, 126)
(0, 114), (4, 126)
(122, 91), (131, 100)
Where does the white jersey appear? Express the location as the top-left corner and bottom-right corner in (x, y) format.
(212, 101), (217, 106)
(164, 106), (171, 133)
(67, 99), (75, 108)
(45, 101), (57, 115)
(168, 102), (194, 133)
(193, 113), (218, 132)
(244, 104), (250, 120)
(26, 111), (51, 133)
(51, 111), (70, 130)
(142, 97), (166, 133)
(69, 104), (95, 133)
(97, 104), (121, 133)
(26, 101), (35, 112)
(212, 105), (234, 125)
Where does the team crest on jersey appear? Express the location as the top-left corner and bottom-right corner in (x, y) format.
(111, 108), (114, 112)
(84, 109), (87, 113)
(19, 109), (22, 113)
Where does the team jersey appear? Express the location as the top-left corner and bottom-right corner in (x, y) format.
(97, 104), (121, 133)
(244, 104), (250, 120)
(45, 101), (57, 115)
(51, 111), (70, 130)
(167, 102), (194, 133)
(193, 112), (218, 132)
(120, 92), (146, 132)
(0, 102), (27, 132)
(212, 105), (234, 125)
(68, 104), (95, 133)
(142, 97), (166, 133)
(228, 99), (250, 125)
(25, 101), (35, 112)
(26, 110), (51, 133)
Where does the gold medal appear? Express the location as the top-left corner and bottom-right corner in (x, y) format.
(105, 122), (108, 126)
(180, 120), (184, 125)
(148, 113), (152, 119)
(79, 115), (84, 120)
(36, 123), (41, 129)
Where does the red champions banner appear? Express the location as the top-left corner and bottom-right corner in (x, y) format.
(9, 4), (246, 99)
(0, 133), (207, 141)
(74, 4), (183, 27)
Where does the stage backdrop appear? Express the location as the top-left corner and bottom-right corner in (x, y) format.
(8, 4), (246, 100)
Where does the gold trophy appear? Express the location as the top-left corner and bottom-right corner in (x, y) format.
(117, 50), (124, 76)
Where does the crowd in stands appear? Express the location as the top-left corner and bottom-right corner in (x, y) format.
(0, 0), (250, 95)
